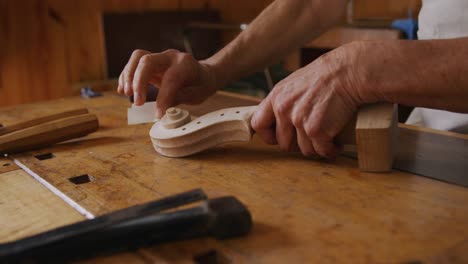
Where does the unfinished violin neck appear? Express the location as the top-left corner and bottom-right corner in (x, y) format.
(149, 103), (397, 172)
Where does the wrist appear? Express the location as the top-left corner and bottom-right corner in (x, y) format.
(345, 41), (393, 104)
(200, 56), (231, 91)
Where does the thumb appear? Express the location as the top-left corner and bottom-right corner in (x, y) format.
(251, 96), (277, 145)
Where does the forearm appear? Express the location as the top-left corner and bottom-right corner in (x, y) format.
(358, 37), (468, 113)
(204, 0), (348, 87)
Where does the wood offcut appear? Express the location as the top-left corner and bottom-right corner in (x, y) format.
(0, 109), (99, 154)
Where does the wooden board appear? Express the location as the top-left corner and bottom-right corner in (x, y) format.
(0, 169), (84, 243)
(1, 91), (467, 263)
(0, 157), (19, 174)
(0, 164), (172, 263)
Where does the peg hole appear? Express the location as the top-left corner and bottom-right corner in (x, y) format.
(35, 153), (55, 161)
(197, 121), (201, 124)
(220, 113), (224, 116)
(182, 128), (186, 131)
(235, 111), (240, 114)
(69, 174), (95, 185)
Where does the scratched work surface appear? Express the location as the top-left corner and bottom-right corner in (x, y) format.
(1, 91), (468, 263)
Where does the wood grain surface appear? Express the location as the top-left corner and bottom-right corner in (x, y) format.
(0, 169), (84, 243)
(1, 91), (468, 263)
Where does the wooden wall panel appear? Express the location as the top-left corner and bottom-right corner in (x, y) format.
(0, 0), (70, 105)
(0, 0), (271, 107)
(48, 0), (106, 83)
(353, 0), (422, 20)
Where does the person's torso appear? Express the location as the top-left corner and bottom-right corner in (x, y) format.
(418, 0), (468, 39)
(406, 0), (468, 133)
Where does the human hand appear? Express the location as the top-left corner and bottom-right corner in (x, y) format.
(117, 49), (219, 118)
(251, 42), (376, 159)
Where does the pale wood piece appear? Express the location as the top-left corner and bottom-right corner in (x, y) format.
(4, 92), (468, 263)
(150, 103), (397, 172)
(0, 113), (99, 154)
(0, 108), (89, 136)
(355, 103), (397, 172)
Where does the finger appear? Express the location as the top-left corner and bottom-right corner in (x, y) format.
(251, 98), (277, 145)
(133, 53), (172, 106)
(155, 65), (184, 118)
(275, 116), (296, 152)
(123, 49), (150, 97)
(311, 137), (340, 160)
(117, 72), (124, 94)
(297, 128), (316, 157)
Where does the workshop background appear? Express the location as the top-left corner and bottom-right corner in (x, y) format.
(0, 0), (421, 106)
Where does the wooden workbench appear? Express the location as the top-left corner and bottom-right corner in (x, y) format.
(1, 91), (468, 263)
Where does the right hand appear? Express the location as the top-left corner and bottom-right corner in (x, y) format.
(117, 49), (219, 118)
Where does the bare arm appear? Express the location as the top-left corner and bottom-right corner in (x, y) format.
(251, 37), (468, 158)
(361, 37), (468, 113)
(117, 0), (348, 117)
(205, 0), (348, 87)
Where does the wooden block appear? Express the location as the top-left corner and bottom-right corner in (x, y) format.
(0, 113), (99, 154)
(0, 108), (89, 136)
(355, 103), (397, 172)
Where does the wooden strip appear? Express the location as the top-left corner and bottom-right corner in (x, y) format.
(395, 125), (468, 187)
(0, 108), (89, 136)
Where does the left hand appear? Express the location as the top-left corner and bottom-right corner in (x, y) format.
(251, 42), (373, 159)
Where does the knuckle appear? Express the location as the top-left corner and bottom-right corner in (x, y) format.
(164, 49), (180, 55)
(274, 100), (290, 117)
(132, 49), (146, 57)
(139, 54), (152, 65)
(304, 123), (321, 138)
(180, 53), (194, 62)
(291, 113), (304, 129)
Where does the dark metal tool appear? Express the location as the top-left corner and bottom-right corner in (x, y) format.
(0, 189), (252, 263)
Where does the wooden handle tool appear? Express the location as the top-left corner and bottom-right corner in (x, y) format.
(0, 109), (99, 154)
(150, 103), (397, 172)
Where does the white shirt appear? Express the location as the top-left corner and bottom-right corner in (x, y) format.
(405, 0), (468, 133)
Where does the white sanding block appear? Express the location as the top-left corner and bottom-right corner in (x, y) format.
(127, 102), (159, 125)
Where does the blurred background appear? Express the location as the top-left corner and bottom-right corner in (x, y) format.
(0, 0), (421, 108)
